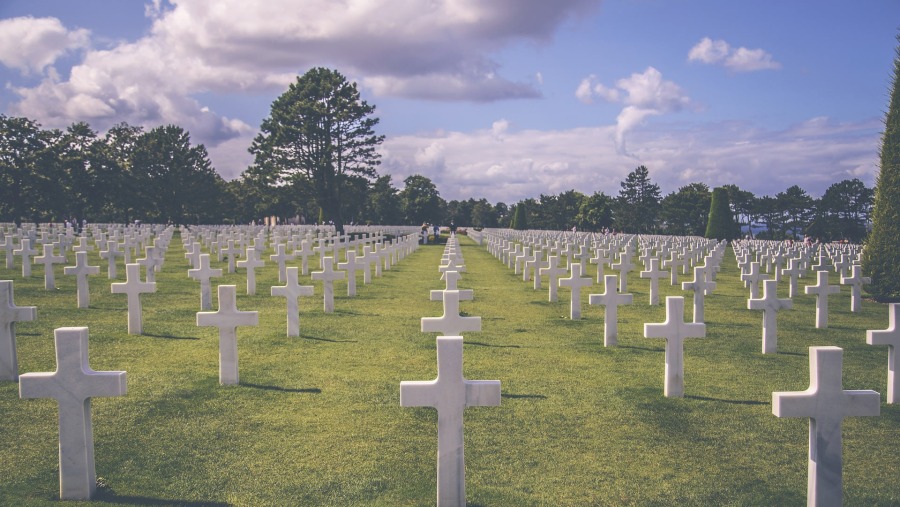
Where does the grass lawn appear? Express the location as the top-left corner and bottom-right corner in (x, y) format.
(1, 231), (898, 506)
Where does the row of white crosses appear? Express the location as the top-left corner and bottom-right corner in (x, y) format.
(401, 234), (501, 507)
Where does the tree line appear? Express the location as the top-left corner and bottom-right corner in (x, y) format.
(0, 68), (874, 244)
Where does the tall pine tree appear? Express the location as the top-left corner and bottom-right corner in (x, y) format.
(863, 33), (900, 301)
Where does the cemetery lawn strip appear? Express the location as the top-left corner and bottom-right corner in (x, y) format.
(0, 231), (895, 506)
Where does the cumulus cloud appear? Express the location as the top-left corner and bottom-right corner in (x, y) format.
(577, 67), (691, 153)
(380, 117), (879, 204)
(688, 37), (781, 72)
(0, 16), (90, 75)
(3, 0), (597, 178)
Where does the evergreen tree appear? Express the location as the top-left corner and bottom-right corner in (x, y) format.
(615, 165), (661, 233)
(512, 202), (528, 230)
(705, 187), (738, 240)
(863, 34), (900, 301)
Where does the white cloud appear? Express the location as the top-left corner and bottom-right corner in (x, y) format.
(688, 37), (781, 72)
(0, 16), (90, 75)
(577, 67), (691, 153)
(380, 117), (879, 204)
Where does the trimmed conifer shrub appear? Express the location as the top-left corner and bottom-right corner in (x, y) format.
(704, 187), (737, 240)
(863, 33), (900, 302)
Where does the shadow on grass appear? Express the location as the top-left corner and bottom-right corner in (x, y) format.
(502, 393), (547, 400)
(96, 492), (230, 506)
(777, 350), (806, 357)
(143, 332), (200, 340)
(299, 335), (357, 343)
(465, 341), (521, 349)
(685, 394), (768, 406)
(242, 383), (322, 394)
(618, 345), (663, 352)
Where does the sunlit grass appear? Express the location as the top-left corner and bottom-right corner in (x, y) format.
(0, 232), (897, 506)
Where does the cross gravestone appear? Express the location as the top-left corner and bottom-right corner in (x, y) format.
(781, 257), (804, 298)
(110, 263), (157, 335)
(681, 265), (716, 323)
(772, 346), (880, 507)
(338, 250), (364, 297)
(197, 285), (259, 385)
(0, 280), (37, 381)
(34, 243), (66, 290)
(271, 267), (315, 337)
(14, 239), (37, 277)
(539, 255), (567, 303)
(644, 296), (706, 397)
(311, 256), (346, 313)
(222, 240), (241, 274)
(431, 271), (474, 302)
(611, 254), (635, 293)
(639, 257), (668, 305)
(18, 327), (126, 500)
(400, 335), (501, 507)
(137, 246), (163, 283)
(0, 235), (15, 269)
(294, 239), (314, 275)
(422, 290), (481, 336)
(840, 264), (870, 313)
(236, 247), (265, 296)
(747, 279), (793, 354)
(98, 240), (123, 279)
(187, 253), (222, 310)
(588, 275), (633, 347)
(741, 261), (767, 299)
(558, 263), (592, 320)
(867, 303), (900, 404)
(63, 251), (100, 308)
(269, 243), (294, 283)
(804, 270), (841, 329)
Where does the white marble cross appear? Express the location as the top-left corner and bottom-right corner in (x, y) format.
(681, 265), (716, 323)
(588, 275), (633, 346)
(0, 235), (14, 269)
(18, 327), (126, 500)
(64, 251), (100, 308)
(188, 253), (222, 310)
(14, 239), (37, 277)
(311, 256), (346, 313)
(644, 296), (706, 397)
(611, 254), (635, 293)
(269, 243), (294, 283)
(34, 243), (66, 289)
(663, 252), (685, 285)
(137, 245), (163, 283)
(772, 346), (880, 507)
(781, 257), (804, 298)
(197, 285), (259, 385)
(741, 261), (767, 299)
(222, 240), (241, 273)
(431, 271), (474, 302)
(559, 263), (592, 320)
(294, 239), (314, 275)
(110, 263), (157, 334)
(0, 280), (37, 381)
(236, 246), (265, 295)
(338, 250), (364, 296)
(840, 264), (870, 313)
(867, 303), (900, 403)
(98, 240), (123, 279)
(422, 290), (481, 336)
(805, 270), (841, 329)
(360, 246), (378, 284)
(639, 257), (668, 305)
(539, 255), (567, 302)
(590, 248), (612, 283)
(747, 279), (793, 354)
(271, 267), (314, 337)
(400, 336), (501, 507)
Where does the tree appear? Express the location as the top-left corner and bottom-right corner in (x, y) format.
(511, 201), (528, 230)
(399, 174), (444, 225)
(776, 185), (815, 239)
(812, 178), (873, 242)
(615, 165), (661, 233)
(131, 125), (223, 224)
(721, 184), (756, 237)
(250, 67), (384, 233)
(0, 115), (50, 224)
(863, 34), (900, 301)
(661, 183), (710, 236)
(576, 191), (614, 232)
(704, 187), (738, 240)
(365, 175), (402, 225)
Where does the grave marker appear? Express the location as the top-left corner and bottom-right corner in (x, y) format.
(311, 256), (346, 313)
(400, 336), (500, 507)
(0, 280), (37, 381)
(558, 263), (592, 320)
(422, 290), (481, 336)
(772, 346), (880, 507)
(271, 267), (315, 337)
(747, 279), (793, 354)
(34, 243), (66, 290)
(188, 253), (222, 310)
(804, 270), (841, 329)
(867, 303), (900, 403)
(63, 251), (100, 308)
(588, 275), (633, 346)
(644, 296), (706, 397)
(18, 327), (126, 500)
(110, 263), (156, 334)
(197, 285), (259, 385)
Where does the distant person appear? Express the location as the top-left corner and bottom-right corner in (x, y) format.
(433, 223), (439, 240)
(450, 222), (457, 235)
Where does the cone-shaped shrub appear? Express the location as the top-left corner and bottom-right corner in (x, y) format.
(705, 187), (737, 240)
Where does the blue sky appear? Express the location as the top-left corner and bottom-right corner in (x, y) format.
(0, 0), (897, 204)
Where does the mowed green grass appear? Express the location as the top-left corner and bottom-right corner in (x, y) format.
(1, 232), (898, 506)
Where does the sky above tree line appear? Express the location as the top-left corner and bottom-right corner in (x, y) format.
(0, 0), (897, 204)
